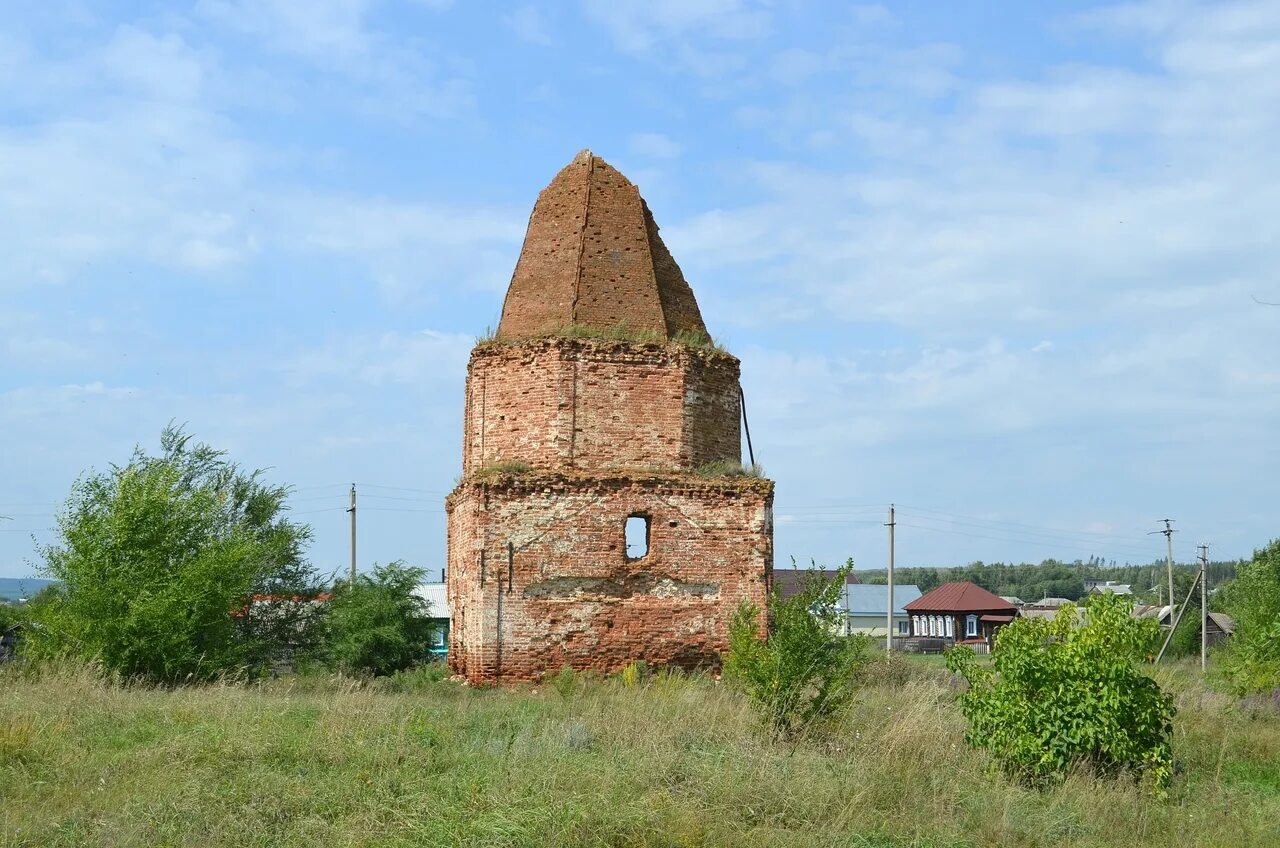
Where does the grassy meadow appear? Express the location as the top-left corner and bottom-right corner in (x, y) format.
(1, 658), (1277, 848)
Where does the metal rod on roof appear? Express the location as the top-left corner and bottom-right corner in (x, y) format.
(739, 386), (756, 468)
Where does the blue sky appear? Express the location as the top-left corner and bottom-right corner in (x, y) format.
(3, 0), (1278, 580)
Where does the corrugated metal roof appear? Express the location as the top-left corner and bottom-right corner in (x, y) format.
(413, 582), (450, 618)
(773, 568), (858, 600)
(904, 581), (1018, 613)
(841, 584), (922, 615)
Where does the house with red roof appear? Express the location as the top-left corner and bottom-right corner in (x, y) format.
(903, 581), (1018, 648)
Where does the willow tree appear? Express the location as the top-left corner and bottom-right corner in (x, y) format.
(30, 426), (319, 682)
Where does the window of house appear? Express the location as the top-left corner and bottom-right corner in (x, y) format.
(897, 620), (909, 635)
(928, 616), (936, 636)
(945, 616), (954, 638)
(625, 514), (650, 559)
(965, 614), (978, 638)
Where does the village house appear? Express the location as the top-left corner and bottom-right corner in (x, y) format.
(839, 584), (922, 637)
(904, 581), (1018, 650)
(1087, 581), (1133, 596)
(412, 579), (451, 658)
(1135, 605), (1236, 646)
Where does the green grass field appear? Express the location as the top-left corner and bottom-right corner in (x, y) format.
(1, 658), (1277, 847)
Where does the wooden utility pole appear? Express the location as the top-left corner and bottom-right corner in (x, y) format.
(347, 484), (357, 582)
(1150, 519), (1176, 624)
(886, 504), (896, 655)
(1199, 543), (1210, 672)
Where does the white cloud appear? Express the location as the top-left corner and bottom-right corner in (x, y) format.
(504, 5), (553, 46)
(195, 0), (476, 122)
(0, 15), (512, 297)
(582, 0), (771, 54)
(629, 132), (682, 160)
(196, 0), (376, 60)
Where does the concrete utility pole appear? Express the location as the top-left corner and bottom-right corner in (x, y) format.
(1155, 569), (1202, 664)
(1150, 519), (1176, 623)
(347, 484), (357, 583)
(1199, 543), (1210, 672)
(886, 504), (896, 655)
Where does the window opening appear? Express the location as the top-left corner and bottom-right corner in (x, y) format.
(625, 514), (650, 560)
(966, 614), (978, 638)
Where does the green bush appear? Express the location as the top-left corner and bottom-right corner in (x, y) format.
(946, 593), (1175, 794)
(724, 561), (869, 739)
(1222, 539), (1280, 695)
(1165, 614), (1201, 659)
(28, 426), (317, 682)
(321, 561), (435, 676)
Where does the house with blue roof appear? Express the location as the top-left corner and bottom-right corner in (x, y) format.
(838, 583), (922, 637)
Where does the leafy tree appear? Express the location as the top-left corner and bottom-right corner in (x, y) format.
(725, 561), (869, 739)
(947, 593), (1175, 794)
(28, 426), (317, 682)
(1221, 538), (1280, 694)
(321, 561), (435, 676)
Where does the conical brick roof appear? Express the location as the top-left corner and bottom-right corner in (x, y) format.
(496, 150), (709, 341)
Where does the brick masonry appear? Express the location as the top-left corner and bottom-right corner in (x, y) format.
(496, 149), (708, 341)
(462, 338), (742, 474)
(447, 150), (774, 684)
(447, 474), (773, 682)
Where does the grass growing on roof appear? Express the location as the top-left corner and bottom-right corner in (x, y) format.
(473, 460), (535, 479)
(691, 459), (765, 479)
(476, 321), (729, 352)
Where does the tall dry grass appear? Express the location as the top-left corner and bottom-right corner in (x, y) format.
(0, 657), (1276, 847)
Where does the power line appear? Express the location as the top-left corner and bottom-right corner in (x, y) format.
(357, 493), (443, 503)
(353, 482), (447, 495)
(895, 520), (1157, 562)
(896, 504), (1152, 544)
(360, 507), (446, 514)
(900, 513), (1157, 557)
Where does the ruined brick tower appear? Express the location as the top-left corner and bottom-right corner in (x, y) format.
(446, 150), (774, 684)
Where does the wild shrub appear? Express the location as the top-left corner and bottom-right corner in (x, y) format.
(947, 592), (1175, 794)
(28, 426), (318, 682)
(618, 660), (646, 688)
(321, 562), (435, 676)
(381, 662), (451, 693)
(725, 561), (869, 738)
(1222, 538), (1280, 696)
(550, 664), (580, 698)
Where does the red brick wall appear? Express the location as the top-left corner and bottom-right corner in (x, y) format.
(496, 151), (707, 341)
(446, 473), (774, 683)
(462, 338), (741, 475)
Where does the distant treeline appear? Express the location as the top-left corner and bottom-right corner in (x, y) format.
(856, 558), (1242, 602)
